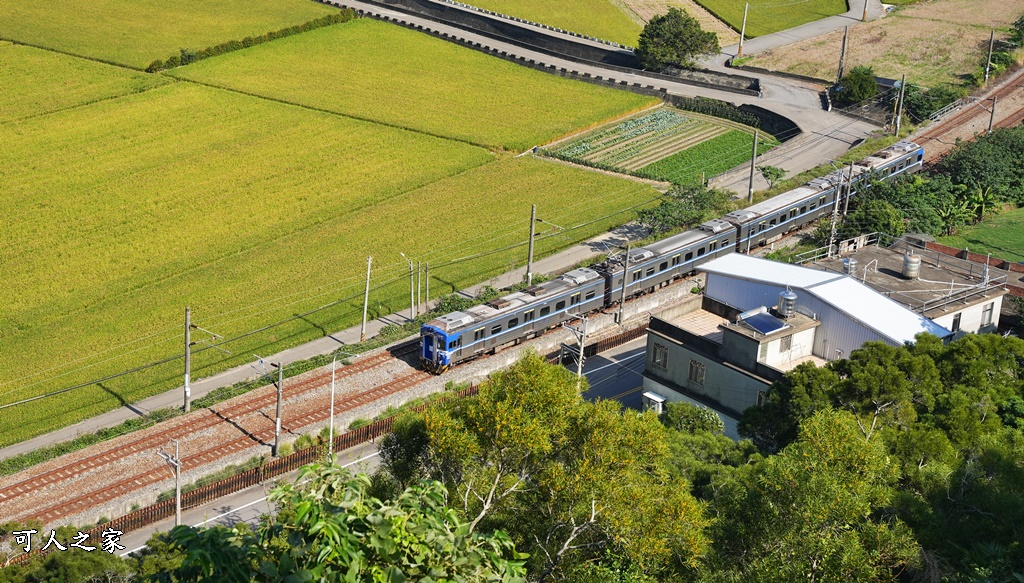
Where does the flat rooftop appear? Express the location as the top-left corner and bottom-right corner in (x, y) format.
(809, 245), (1006, 320)
(664, 308), (728, 345)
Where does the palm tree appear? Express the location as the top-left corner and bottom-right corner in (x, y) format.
(935, 199), (971, 235)
(965, 186), (998, 224)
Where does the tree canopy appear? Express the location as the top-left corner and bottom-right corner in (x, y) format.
(634, 8), (719, 70)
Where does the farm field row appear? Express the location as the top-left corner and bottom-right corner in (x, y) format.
(462, 0), (643, 46)
(0, 43), (170, 122)
(616, 0), (739, 45)
(170, 20), (656, 151)
(744, 0), (1019, 88)
(0, 0), (337, 68)
(638, 129), (775, 183)
(691, 0), (847, 37)
(0, 37), (658, 445)
(938, 207), (1024, 263)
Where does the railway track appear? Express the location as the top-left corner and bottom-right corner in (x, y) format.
(27, 367), (430, 524)
(1, 342), (420, 523)
(915, 67), (1024, 156)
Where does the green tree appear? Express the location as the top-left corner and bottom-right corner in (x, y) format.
(636, 183), (730, 234)
(937, 126), (1024, 203)
(160, 465), (526, 582)
(834, 65), (878, 106)
(635, 8), (719, 70)
(840, 198), (905, 238)
(377, 352), (711, 580)
(708, 409), (920, 583)
(757, 165), (786, 188)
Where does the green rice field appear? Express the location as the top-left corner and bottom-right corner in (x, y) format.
(0, 32), (658, 446)
(694, 0), (848, 37)
(170, 20), (656, 151)
(547, 108), (774, 183)
(462, 0), (643, 46)
(0, 0), (338, 67)
(938, 207), (1024, 263)
(0, 43), (170, 122)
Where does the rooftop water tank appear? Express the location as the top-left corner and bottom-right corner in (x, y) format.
(843, 257), (859, 275)
(777, 290), (798, 318)
(902, 253), (921, 280)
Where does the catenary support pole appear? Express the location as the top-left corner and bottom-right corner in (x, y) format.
(747, 130), (758, 203)
(408, 260), (414, 321)
(837, 26), (848, 83)
(526, 204), (536, 286)
(738, 3), (748, 58)
(184, 307), (191, 413)
(273, 363), (283, 457)
(862, 0), (868, 21)
(895, 73), (906, 135)
(843, 161), (854, 216)
(988, 96), (997, 133)
(416, 262), (421, 318)
(425, 263), (430, 308)
(360, 256), (371, 343)
(985, 30), (995, 85)
(617, 242), (629, 325)
(174, 439), (180, 526)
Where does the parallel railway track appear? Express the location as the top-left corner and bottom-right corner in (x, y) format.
(2, 342), (422, 525)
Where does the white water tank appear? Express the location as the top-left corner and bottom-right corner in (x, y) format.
(902, 253), (921, 279)
(843, 257), (858, 275)
(777, 290), (798, 318)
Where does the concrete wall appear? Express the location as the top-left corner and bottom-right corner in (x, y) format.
(762, 326), (816, 368)
(643, 377), (741, 439)
(931, 295), (1004, 338)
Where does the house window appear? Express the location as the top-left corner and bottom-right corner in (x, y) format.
(651, 343), (668, 369)
(759, 343), (768, 360)
(757, 391), (767, 407)
(688, 360), (706, 386)
(780, 334), (793, 352)
(982, 302), (995, 327)
(951, 313), (961, 332)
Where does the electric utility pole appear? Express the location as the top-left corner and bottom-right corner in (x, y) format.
(272, 362), (283, 457)
(156, 439), (181, 526)
(988, 96), (997, 133)
(360, 256), (372, 343)
(747, 130), (758, 203)
(862, 0), (868, 21)
(425, 263), (430, 309)
(843, 160), (855, 216)
(737, 3), (749, 58)
(416, 262), (421, 317)
(526, 204), (537, 286)
(894, 73), (906, 135)
(562, 316), (589, 392)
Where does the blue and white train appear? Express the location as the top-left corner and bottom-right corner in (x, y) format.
(420, 140), (924, 373)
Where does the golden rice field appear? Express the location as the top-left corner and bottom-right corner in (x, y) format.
(0, 39), (658, 446)
(0, 43), (170, 122)
(170, 20), (657, 151)
(0, 0), (338, 68)
(461, 0), (643, 46)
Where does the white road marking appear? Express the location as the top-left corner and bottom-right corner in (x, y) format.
(120, 451), (381, 556)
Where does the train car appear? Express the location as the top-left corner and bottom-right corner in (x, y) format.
(725, 140), (923, 250)
(592, 220), (734, 306)
(420, 268), (606, 372)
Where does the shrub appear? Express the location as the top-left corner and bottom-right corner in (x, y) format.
(349, 418), (371, 430)
(146, 59), (164, 73)
(294, 434), (314, 451)
(833, 66), (877, 106)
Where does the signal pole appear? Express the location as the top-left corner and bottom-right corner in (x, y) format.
(272, 362), (283, 457)
(747, 129), (758, 203)
(156, 439), (181, 526)
(526, 204), (537, 286)
(737, 3), (749, 58)
(360, 256), (372, 343)
(617, 242), (630, 325)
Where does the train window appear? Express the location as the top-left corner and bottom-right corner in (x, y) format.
(659, 261), (668, 271)
(540, 306), (551, 317)
(769, 218), (777, 226)
(448, 338), (461, 350)
(570, 293), (580, 306)
(684, 251), (693, 261)
(810, 202), (816, 210)
(758, 221), (766, 232)
(645, 267), (655, 277)
(710, 241), (717, 251)
(524, 310), (534, 322)
(800, 206), (806, 214)
(508, 318), (518, 328)
(473, 327), (485, 341)
(722, 239), (730, 246)
(632, 269), (642, 282)
(819, 196), (826, 206)
(697, 247), (706, 257)
(789, 208), (798, 219)
(585, 290), (596, 300)
(556, 300), (566, 310)
(491, 324), (502, 334)
(671, 255), (680, 266)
